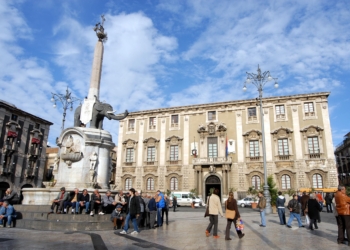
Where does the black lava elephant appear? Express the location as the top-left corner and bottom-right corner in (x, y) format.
(74, 100), (128, 129)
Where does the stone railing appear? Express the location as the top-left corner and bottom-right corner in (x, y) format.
(192, 157), (232, 165)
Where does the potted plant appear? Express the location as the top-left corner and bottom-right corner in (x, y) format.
(247, 186), (258, 209)
(267, 175), (278, 213)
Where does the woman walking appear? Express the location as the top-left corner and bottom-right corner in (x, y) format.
(205, 188), (223, 239)
(307, 193), (322, 230)
(225, 192), (245, 240)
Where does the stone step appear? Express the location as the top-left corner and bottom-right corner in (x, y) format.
(15, 219), (113, 231)
(18, 211), (112, 222)
(14, 205), (52, 212)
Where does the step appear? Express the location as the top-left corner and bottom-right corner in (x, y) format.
(14, 205), (52, 212)
(15, 219), (113, 231)
(18, 211), (112, 222)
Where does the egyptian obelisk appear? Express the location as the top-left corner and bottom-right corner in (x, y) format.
(80, 15), (107, 125)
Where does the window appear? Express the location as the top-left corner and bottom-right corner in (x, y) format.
(248, 107), (257, 121)
(149, 117), (156, 129)
(146, 177), (154, 190)
(249, 141), (259, 157)
(171, 115), (179, 127)
(11, 114), (18, 121)
(308, 137), (320, 154)
(312, 174), (323, 188)
(126, 148), (134, 163)
(275, 105), (285, 119)
(304, 102), (315, 117)
(147, 147), (156, 162)
(170, 177), (178, 191)
(252, 176), (261, 189)
(128, 119), (135, 131)
(278, 139), (289, 155)
(170, 145), (179, 161)
(208, 111), (216, 121)
(207, 137), (218, 158)
(125, 178), (132, 190)
(281, 175), (291, 189)
(35, 123), (40, 129)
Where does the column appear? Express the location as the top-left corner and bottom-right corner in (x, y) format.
(263, 107), (272, 161)
(235, 111), (244, 162)
(291, 105), (303, 160)
(88, 41), (104, 100)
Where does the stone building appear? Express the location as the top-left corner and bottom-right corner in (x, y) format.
(0, 100), (52, 198)
(334, 132), (350, 186)
(115, 92), (337, 200)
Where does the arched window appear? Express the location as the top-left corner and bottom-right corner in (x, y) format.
(147, 178), (154, 190)
(170, 177), (178, 191)
(281, 175), (291, 189)
(312, 174), (323, 188)
(125, 178), (132, 190)
(252, 176), (261, 190)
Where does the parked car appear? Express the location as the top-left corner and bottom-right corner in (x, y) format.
(170, 192), (204, 207)
(237, 197), (254, 207)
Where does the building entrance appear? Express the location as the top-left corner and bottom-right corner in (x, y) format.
(205, 175), (221, 203)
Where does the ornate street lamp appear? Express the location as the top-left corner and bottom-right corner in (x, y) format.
(50, 87), (80, 131)
(243, 65), (278, 214)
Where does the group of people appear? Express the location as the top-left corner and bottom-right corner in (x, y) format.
(205, 188), (245, 240)
(0, 199), (16, 228)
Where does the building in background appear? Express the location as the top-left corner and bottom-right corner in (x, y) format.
(334, 132), (350, 186)
(115, 92), (337, 200)
(0, 100), (53, 198)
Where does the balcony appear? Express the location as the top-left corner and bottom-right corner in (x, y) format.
(124, 161), (136, 167)
(144, 161), (158, 166)
(192, 157), (232, 166)
(276, 155), (292, 161)
(168, 160), (182, 165)
(171, 123), (179, 128)
(246, 156), (261, 162)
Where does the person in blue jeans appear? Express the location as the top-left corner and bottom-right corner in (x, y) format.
(120, 188), (140, 235)
(0, 201), (16, 227)
(286, 194), (304, 228)
(276, 191), (286, 225)
(257, 191), (266, 227)
(155, 190), (165, 227)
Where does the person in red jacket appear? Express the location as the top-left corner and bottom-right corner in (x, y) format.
(335, 185), (350, 244)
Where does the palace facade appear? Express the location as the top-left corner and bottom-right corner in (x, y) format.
(0, 100), (52, 198)
(115, 92), (337, 200)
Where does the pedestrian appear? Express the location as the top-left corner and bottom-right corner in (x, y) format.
(325, 193), (333, 213)
(306, 193), (322, 230)
(286, 194), (304, 228)
(205, 188), (223, 239)
(120, 188), (141, 235)
(225, 191), (244, 240)
(162, 195), (169, 225)
(257, 191), (266, 227)
(300, 192), (310, 216)
(335, 185), (350, 244)
(155, 190), (165, 227)
(148, 194), (157, 229)
(316, 192), (324, 211)
(276, 191), (286, 225)
(173, 196), (177, 212)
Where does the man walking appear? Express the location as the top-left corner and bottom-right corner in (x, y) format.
(335, 185), (350, 244)
(286, 194), (304, 228)
(205, 188), (223, 239)
(120, 188), (140, 235)
(276, 191), (286, 225)
(257, 191), (266, 227)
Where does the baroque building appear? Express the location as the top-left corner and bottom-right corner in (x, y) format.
(115, 92), (337, 200)
(334, 132), (350, 186)
(0, 100), (52, 198)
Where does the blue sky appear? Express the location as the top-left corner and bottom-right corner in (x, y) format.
(1, 0), (349, 147)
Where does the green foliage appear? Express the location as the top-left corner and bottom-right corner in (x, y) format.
(229, 187), (237, 193)
(190, 188), (198, 198)
(267, 175), (278, 206)
(166, 189), (171, 197)
(209, 187), (215, 196)
(247, 186), (258, 201)
(283, 188), (296, 196)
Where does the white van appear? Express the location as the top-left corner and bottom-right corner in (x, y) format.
(170, 192), (203, 207)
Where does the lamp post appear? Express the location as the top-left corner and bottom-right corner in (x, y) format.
(243, 65), (278, 215)
(50, 87), (80, 131)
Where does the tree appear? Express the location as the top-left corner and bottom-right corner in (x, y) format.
(267, 175), (278, 207)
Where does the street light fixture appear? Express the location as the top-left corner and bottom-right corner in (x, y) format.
(243, 65), (278, 215)
(50, 87), (80, 131)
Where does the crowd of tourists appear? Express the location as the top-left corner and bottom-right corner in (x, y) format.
(48, 186), (171, 235)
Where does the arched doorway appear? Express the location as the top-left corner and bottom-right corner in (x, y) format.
(0, 182), (10, 199)
(205, 175), (221, 202)
(20, 184), (33, 204)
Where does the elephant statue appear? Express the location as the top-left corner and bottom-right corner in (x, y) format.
(74, 100), (129, 129)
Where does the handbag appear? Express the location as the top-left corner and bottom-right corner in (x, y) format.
(204, 197), (210, 217)
(225, 201), (236, 219)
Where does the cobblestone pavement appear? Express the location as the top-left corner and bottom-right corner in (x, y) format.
(0, 208), (349, 250)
